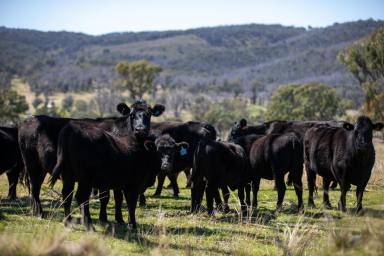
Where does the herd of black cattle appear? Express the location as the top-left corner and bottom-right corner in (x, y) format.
(0, 100), (383, 231)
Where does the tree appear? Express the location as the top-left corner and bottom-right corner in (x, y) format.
(165, 89), (192, 119)
(34, 95), (59, 117)
(250, 80), (264, 104)
(338, 27), (384, 120)
(0, 88), (29, 124)
(90, 88), (121, 117)
(115, 60), (162, 100)
(62, 95), (74, 112)
(266, 83), (343, 121)
(191, 97), (249, 136)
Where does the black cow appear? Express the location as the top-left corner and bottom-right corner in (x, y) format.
(227, 119), (268, 141)
(146, 134), (233, 212)
(140, 121), (217, 202)
(49, 101), (164, 230)
(0, 126), (23, 200)
(249, 133), (304, 211)
(19, 113), (114, 217)
(304, 116), (383, 213)
(191, 139), (248, 215)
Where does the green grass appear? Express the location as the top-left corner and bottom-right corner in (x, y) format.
(1, 141), (384, 255)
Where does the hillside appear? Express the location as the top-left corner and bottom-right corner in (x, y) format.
(1, 19), (383, 104)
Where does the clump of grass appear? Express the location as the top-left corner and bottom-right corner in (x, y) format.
(0, 232), (109, 256)
(277, 216), (318, 256)
(323, 220), (384, 256)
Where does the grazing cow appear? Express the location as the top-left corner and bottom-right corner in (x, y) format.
(49, 101), (164, 230)
(191, 139), (248, 215)
(0, 127), (23, 200)
(139, 121), (217, 202)
(304, 116), (383, 213)
(227, 119), (268, 141)
(249, 133), (304, 211)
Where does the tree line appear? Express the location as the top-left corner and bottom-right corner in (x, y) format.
(0, 27), (383, 131)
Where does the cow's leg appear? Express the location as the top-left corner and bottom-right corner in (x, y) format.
(191, 178), (205, 213)
(113, 189), (124, 224)
(75, 183), (94, 231)
(138, 193), (146, 206)
(62, 179), (75, 227)
(322, 177), (332, 209)
(292, 168), (303, 212)
(168, 173), (180, 197)
(356, 186), (365, 214)
(185, 168), (192, 188)
(237, 185), (247, 217)
(221, 186), (230, 212)
(6, 166), (20, 200)
(306, 167), (316, 208)
(154, 173), (166, 196)
(338, 182), (350, 212)
(252, 177), (261, 209)
(275, 173), (286, 211)
(205, 184), (215, 215)
(98, 189), (110, 224)
(245, 183), (251, 206)
(123, 188), (139, 229)
(30, 170), (46, 217)
(214, 187), (223, 211)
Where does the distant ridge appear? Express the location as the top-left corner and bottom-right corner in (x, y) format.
(1, 19), (383, 104)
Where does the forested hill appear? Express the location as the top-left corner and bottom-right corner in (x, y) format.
(1, 19), (383, 103)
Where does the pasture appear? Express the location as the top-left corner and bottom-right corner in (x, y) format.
(0, 140), (383, 255)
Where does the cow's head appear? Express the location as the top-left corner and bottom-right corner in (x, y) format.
(117, 100), (165, 137)
(145, 134), (189, 173)
(354, 116), (383, 149)
(227, 119), (248, 141)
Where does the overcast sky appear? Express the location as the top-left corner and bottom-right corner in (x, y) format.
(1, 0), (383, 35)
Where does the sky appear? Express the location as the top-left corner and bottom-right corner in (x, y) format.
(0, 0), (383, 35)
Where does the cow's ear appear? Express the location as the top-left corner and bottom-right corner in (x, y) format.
(117, 103), (130, 116)
(343, 122), (354, 131)
(239, 119), (247, 128)
(144, 140), (156, 151)
(151, 104), (165, 117)
(373, 122), (384, 131)
(177, 142), (189, 156)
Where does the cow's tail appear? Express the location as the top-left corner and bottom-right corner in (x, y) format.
(49, 128), (68, 188)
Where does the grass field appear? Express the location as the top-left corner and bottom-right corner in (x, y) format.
(0, 140), (384, 255)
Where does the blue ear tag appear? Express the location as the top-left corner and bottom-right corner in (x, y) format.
(180, 146), (188, 156)
(154, 110), (160, 116)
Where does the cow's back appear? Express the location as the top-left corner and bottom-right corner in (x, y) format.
(18, 115), (72, 172)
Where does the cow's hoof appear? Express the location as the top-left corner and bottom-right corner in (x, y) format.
(297, 205), (304, 214)
(307, 201), (316, 208)
(173, 194), (179, 198)
(322, 202), (332, 210)
(6, 195), (17, 201)
(86, 225), (96, 232)
(127, 223), (137, 230)
(337, 205), (346, 212)
(99, 219), (109, 226)
(116, 220), (126, 225)
(355, 207), (364, 216)
(275, 205), (283, 212)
